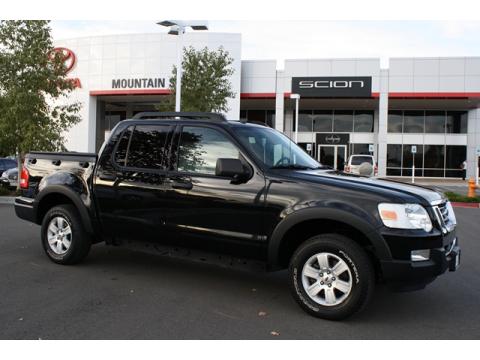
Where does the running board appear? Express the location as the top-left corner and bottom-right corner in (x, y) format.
(118, 240), (267, 272)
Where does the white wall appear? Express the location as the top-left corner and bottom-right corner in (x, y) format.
(54, 32), (242, 152)
(389, 57), (480, 93)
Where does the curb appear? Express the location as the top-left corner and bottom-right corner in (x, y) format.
(0, 196), (15, 204)
(451, 202), (480, 208)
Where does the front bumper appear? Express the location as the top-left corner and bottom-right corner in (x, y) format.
(380, 234), (460, 291)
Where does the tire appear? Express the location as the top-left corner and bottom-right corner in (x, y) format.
(41, 204), (91, 265)
(289, 233), (375, 320)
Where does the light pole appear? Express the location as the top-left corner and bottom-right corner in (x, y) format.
(290, 93), (300, 143)
(157, 20), (209, 112)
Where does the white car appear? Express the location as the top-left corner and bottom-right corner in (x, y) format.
(344, 154), (377, 177)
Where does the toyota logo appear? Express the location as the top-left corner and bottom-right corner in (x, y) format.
(52, 47), (76, 74)
(325, 135), (341, 144)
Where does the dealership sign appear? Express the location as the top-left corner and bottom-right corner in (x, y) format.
(112, 78), (166, 89)
(292, 77), (372, 98)
(52, 47), (81, 88)
(316, 133), (350, 145)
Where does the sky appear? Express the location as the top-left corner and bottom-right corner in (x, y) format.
(50, 21), (480, 68)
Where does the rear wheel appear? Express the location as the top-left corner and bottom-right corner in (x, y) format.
(289, 233), (375, 320)
(41, 204), (91, 264)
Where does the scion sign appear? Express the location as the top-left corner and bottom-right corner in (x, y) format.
(292, 77), (372, 98)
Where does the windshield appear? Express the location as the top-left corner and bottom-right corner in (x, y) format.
(350, 156), (373, 165)
(235, 126), (322, 169)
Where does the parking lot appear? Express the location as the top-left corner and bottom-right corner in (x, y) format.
(0, 203), (479, 339)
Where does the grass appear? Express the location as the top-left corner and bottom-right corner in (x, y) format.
(444, 191), (480, 203)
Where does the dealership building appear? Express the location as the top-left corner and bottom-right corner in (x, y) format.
(55, 32), (480, 179)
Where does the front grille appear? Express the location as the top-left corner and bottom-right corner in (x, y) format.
(432, 202), (455, 234)
(438, 202), (449, 223)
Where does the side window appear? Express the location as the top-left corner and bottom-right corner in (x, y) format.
(177, 126), (240, 175)
(114, 125), (171, 170)
(128, 125), (171, 169)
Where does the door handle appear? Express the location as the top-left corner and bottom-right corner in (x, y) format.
(170, 180), (193, 190)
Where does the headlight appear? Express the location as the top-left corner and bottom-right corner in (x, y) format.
(445, 201), (457, 225)
(378, 203), (433, 232)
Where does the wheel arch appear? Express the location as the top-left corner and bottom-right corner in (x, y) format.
(267, 207), (391, 271)
(35, 185), (94, 235)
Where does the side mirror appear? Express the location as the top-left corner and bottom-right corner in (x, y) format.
(215, 158), (247, 179)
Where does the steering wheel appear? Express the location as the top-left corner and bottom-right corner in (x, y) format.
(274, 157), (291, 167)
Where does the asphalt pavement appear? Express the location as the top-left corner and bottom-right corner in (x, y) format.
(0, 204), (479, 339)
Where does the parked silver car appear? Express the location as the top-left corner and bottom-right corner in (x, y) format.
(344, 154), (377, 177)
(1, 168), (18, 189)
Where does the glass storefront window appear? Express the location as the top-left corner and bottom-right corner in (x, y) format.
(386, 168), (402, 176)
(354, 111), (374, 132)
(402, 144), (423, 170)
(446, 111), (468, 134)
(403, 111), (424, 133)
(387, 144), (467, 178)
(241, 110), (275, 127)
(298, 111), (313, 132)
(445, 145), (466, 172)
(352, 143), (371, 155)
(333, 110), (354, 132)
(293, 110), (373, 133)
(424, 145), (445, 169)
(312, 110), (333, 132)
(388, 111), (403, 133)
(387, 144), (402, 168)
(266, 110), (275, 128)
(425, 111), (445, 133)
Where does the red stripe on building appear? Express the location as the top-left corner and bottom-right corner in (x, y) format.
(240, 93), (276, 99)
(388, 92), (480, 98)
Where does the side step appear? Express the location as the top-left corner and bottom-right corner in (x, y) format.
(118, 240), (267, 272)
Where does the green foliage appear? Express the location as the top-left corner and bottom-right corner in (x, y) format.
(157, 46), (235, 113)
(444, 191), (480, 203)
(0, 20), (81, 157)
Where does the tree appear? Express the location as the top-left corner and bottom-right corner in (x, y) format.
(157, 46), (236, 113)
(0, 20), (81, 186)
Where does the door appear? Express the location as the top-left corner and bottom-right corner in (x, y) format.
(318, 145), (346, 170)
(162, 125), (266, 259)
(94, 123), (173, 241)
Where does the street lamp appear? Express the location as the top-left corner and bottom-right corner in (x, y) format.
(290, 93), (300, 143)
(157, 20), (209, 112)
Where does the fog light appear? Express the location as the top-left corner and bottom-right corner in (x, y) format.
(411, 249), (430, 262)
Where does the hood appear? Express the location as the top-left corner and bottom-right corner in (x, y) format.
(275, 169), (444, 205)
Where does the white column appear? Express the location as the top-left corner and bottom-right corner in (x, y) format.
(373, 109), (380, 161)
(88, 95), (97, 153)
(377, 69), (389, 177)
(275, 70), (285, 133)
(467, 108), (480, 179)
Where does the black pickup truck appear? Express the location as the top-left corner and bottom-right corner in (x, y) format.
(14, 112), (460, 320)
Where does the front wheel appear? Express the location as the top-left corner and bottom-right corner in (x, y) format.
(41, 204), (91, 265)
(289, 233), (375, 320)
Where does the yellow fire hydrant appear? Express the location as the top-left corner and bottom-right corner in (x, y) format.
(467, 178), (477, 198)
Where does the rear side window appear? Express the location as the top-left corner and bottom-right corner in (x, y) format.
(350, 156), (373, 165)
(114, 125), (171, 170)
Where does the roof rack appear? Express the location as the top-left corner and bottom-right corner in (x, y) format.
(132, 112), (227, 122)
